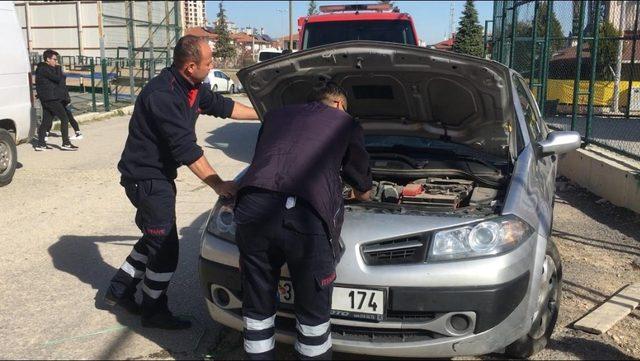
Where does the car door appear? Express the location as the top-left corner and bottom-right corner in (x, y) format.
(512, 74), (556, 234)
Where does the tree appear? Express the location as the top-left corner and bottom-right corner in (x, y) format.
(596, 21), (620, 81)
(307, 0), (318, 16)
(452, 0), (484, 57)
(213, 1), (236, 63)
(511, 2), (564, 75)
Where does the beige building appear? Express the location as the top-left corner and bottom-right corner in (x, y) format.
(182, 0), (206, 28)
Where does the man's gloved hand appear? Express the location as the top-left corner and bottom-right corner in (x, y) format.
(354, 188), (372, 202)
(213, 180), (238, 198)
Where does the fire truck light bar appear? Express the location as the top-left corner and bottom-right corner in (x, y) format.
(319, 4), (393, 13)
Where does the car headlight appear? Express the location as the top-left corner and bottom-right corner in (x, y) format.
(429, 215), (533, 261)
(206, 199), (236, 242)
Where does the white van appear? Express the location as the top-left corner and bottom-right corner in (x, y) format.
(0, 2), (34, 186)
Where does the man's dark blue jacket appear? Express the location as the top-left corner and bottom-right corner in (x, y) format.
(238, 102), (372, 258)
(118, 66), (235, 181)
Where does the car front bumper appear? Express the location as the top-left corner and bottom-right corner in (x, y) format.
(199, 228), (540, 357)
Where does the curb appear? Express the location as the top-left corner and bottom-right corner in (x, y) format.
(49, 105), (135, 131)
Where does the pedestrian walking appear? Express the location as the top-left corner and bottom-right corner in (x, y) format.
(46, 68), (83, 141)
(234, 83), (373, 359)
(105, 35), (258, 330)
(34, 49), (78, 151)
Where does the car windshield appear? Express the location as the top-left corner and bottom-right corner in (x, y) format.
(365, 135), (506, 162)
(258, 51), (281, 62)
(303, 20), (415, 49)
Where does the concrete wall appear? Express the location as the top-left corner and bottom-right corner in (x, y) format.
(559, 148), (640, 213)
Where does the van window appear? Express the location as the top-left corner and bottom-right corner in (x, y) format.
(258, 51), (281, 62)
(303, 20), (416, 49)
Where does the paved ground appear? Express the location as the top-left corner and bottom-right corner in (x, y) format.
(1, 96), (639, 359)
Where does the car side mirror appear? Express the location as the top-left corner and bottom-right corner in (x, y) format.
(536, 131), (581, 158)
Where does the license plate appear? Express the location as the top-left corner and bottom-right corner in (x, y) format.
(278, 280), (385, 320)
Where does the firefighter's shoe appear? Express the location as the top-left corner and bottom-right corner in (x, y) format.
(104, 289), (141, 315)
(141, 310), (192, 330)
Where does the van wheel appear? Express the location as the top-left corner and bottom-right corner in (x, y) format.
(0, 129), (17, 187)
(505, 240), (562, 359)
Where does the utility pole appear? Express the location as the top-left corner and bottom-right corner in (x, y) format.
(449, 1), (455, 38)
(289, 0), (293, 50)
(97, 0), (106, 60)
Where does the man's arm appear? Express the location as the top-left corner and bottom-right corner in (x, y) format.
(199, 87), (259, 120)
(187, 155), (237, 198)
(342, 121), (373, 201)
(230, 101), (259, 120)
(37, 65), (61, 83)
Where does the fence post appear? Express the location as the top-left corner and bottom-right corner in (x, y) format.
(529, 1), (539, 90)
(101, 58), (110, 111)
(571, 1), (586, 132)
(499, 0), (508, 63)
(626, 1), (640, 118)
(90, 58), (96, 112)
(585, 0), (602, 144)
(509, 1), (518, 68)
(539, 0), (554, 115)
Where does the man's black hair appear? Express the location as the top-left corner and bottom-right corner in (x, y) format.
(173, 35), (206, 68)
(43, 49), (59, 62)
(309, 82), (348, 107)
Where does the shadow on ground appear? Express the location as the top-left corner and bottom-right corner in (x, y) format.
(203, 121), (260, 164)
(47, 211), (222, 359)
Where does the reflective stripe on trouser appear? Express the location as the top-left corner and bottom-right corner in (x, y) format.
(108, 240), (149, 298)
(140, 224), (179, 314)
(295, 320), (332, 359)
(243, 314), (276, 358)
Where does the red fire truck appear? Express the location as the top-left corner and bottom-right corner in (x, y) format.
(297, 3), (419, 50)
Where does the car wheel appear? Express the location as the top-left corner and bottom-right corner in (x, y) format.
(230, 84), (235, 94)
(213, 84), (218, 93)
(0, 129), (17, 187)
(505, 239), (562, 359)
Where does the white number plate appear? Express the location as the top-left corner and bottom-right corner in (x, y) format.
(278, 280), (384, 316)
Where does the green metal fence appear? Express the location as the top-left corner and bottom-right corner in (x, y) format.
(489, 0), (640, 160)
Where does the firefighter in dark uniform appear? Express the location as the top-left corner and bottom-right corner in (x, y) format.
(104, 35), (258, 329)
(235, 84), (373, 359)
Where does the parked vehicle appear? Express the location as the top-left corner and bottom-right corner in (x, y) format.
(199, 41), (581, 358)
(257, 48), (283, 63)
(0, 2), (34, 186)
(204, 69), (236, 94)
(297, 3), (419, 50)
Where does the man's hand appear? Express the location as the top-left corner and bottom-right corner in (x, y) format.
(212, 180), (237, 198)
(354, 189), (372, 202)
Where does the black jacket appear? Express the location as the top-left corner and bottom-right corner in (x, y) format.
(118, 66), (235, 181)
(35, 62), (63, 102)
(238, 102), (372, 258)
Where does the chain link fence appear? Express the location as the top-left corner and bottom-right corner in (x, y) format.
(489, 0), (640, 160)
(18, 1), (181, 116)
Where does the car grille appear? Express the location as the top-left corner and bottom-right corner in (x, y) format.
(274, 316), (437, 343)
(360, 235), (429, 265)
(385, 310), (437, 322)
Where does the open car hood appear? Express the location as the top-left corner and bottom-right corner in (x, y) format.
(237, 41), (515, 157)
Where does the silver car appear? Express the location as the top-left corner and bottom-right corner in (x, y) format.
(199, 41), (581, 358)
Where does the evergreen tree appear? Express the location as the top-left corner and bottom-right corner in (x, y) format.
(596, 21), (620, 81)
(452, 0), (484, 57)
(213, 1), (236, 61)
(307, 0), (318, 16)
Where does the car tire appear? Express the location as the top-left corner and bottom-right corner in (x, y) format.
(230, 84), (235, 94)
(213, 84), (218, 93)
(0, 129), (17, 187)
(505, 239), (562, 359)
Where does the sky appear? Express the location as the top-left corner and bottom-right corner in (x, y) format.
(205, 1), (495, 45)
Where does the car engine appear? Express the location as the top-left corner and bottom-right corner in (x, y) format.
(345, 177), (500, 211)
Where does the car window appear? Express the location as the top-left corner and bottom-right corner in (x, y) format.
(303, 20), (416, 49)
(513, 75), (546, 142)
(259, 51), (281, 62)
(214, 71), (222, 78)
